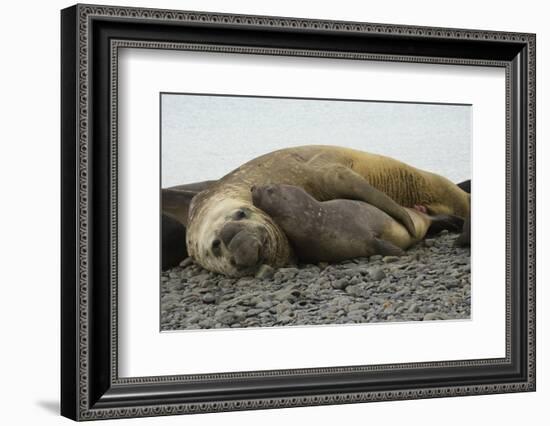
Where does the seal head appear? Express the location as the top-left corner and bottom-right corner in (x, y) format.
(186, 189), (292, 277)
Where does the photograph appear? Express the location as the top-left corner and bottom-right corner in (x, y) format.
(160, 93), (472, 331)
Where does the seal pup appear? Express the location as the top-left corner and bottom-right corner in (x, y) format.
(186, 145), (470, 277)
(251, 184), (463, 263)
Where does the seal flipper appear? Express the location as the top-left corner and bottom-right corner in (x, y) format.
(162, 189), (198, 227)
(315, 164), (417, 237)
(456, 179), (471, 194)
(372, 238), (406, 257)
(162, 213), (187, 270)
(162, 180), (217, 227)
(426, 214), (465, 236)
(455, 213), (471, 247)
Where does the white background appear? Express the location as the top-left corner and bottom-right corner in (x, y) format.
(119, 49), (505, 377)
(0, 0), (547, 425)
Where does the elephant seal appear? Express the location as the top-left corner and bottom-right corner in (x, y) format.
(251, 184), (463, 263)
(184, 145), (470, 277)
(161, 180), (216, 270)
(162, 213), (187, 270)
(454, 179), (471, 247)
(457, 179), (471, 194)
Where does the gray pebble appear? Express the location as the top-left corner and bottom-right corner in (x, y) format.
(407, 303), (419, 313)
(444, 279), (460, 289)
(423, 313), (449, 321)
(331, 278), (350, 290)
(255, 264), (275, 279)
(201, 293), (216, 304)
(369, 267), (386, 281)
(161, 232), (471, 330)
(179, 257), (194, 268)
(424, 239), (435, 247)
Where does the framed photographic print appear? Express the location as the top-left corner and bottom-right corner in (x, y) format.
(61, 4), (536, 421)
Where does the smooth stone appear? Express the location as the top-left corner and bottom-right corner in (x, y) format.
(394, 288), (410, 298)
(348, 302), (371, 311)
(186, 313), (201, 323)
(331, 278), (350, 290)
(369, 267), (386, 281)
(382, 256), (400, 263)
(344, 284), (361, 296)
(444, 279), (460, 288)
(201, 293), (216, 304)
(278, 315), (293, 324)
(190, 273), (210, 282)
(215, 311), (237, 324)
(273, 287), (302, 302)
(255, 264), (275, 279)
(423, 313), (449, 321)
(407, 303), (419, 313)
(245, 308), (265, 316)
(179, 257), (194, 268)
(347, 309), (366, 319)
(349, 276), (362, 285)
(198, 319), (213, 328)
(424, 239), (435, 247)
(277, 267), (299, 278)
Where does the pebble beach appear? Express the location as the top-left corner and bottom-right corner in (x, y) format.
(160, 230), (470, 331)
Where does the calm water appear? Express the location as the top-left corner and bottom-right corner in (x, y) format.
(161, 94), (471, 188)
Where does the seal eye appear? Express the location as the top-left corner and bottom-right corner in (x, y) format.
(233, 209), (247, 221)
(211, 239), (222, 256)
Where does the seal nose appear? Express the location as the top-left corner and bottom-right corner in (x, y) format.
(228, 231), (262, 269)
(218, 221), (264, 270)
(219, 222), (246, 247)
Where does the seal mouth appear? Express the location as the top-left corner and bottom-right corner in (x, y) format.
(231, 254), (265, 274)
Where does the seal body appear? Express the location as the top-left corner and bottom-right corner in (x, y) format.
(252, 184), (463, 263)
(186, 145), (470, 276)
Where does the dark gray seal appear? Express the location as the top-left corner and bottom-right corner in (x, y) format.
(251, 184), (463, 263)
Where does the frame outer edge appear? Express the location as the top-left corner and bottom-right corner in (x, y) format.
(61, 4), (80, 422)
(68, 4), (536, 420)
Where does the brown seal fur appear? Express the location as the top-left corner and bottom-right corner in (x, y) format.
(185, 145), (470, 277)
(252, 184), (463, 263)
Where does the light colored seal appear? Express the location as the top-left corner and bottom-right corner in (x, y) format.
(184, 145), (470, 277)
(251, 184), (463, 263)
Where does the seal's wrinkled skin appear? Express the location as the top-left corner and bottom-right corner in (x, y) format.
(252, 184), (464, 263)
(183, 145), (470, 277)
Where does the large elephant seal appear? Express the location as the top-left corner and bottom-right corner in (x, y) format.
(182, 145), (470, 277)
(251, 184), (463, 263)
